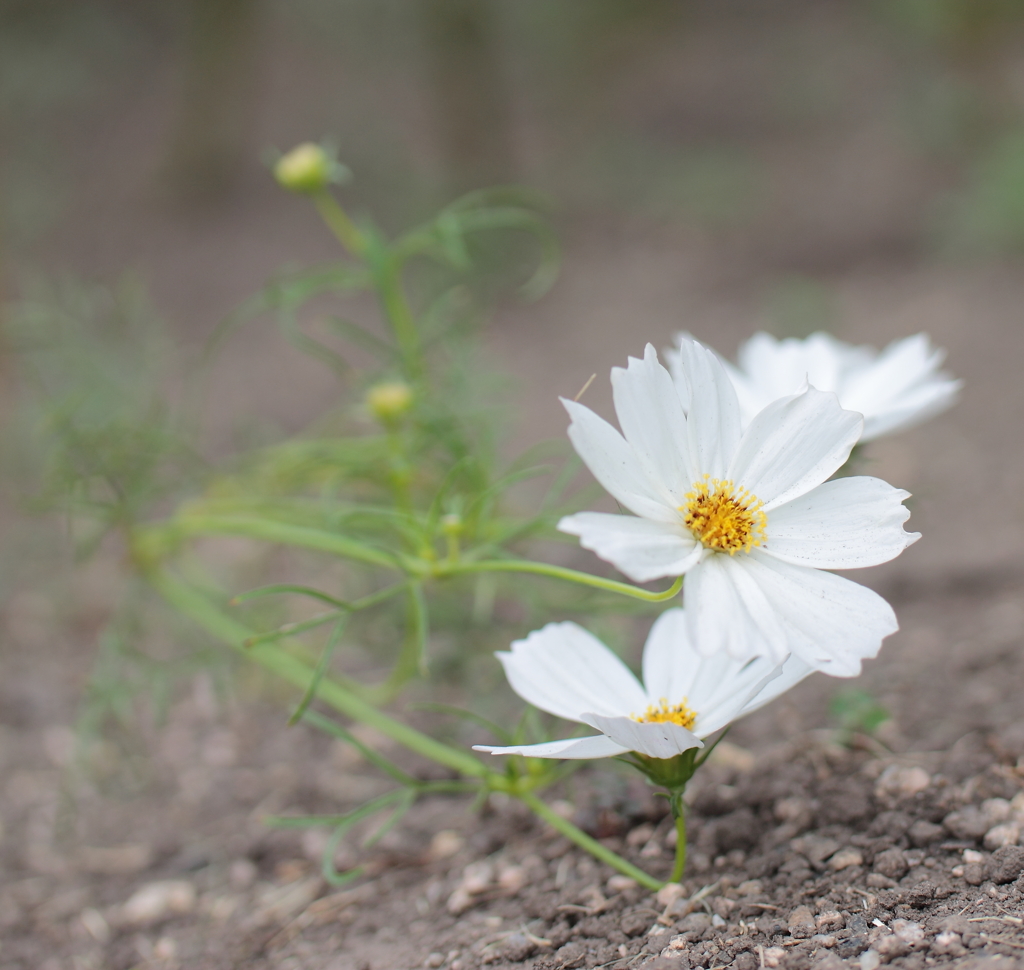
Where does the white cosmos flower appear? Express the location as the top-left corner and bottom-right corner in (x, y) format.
(557, 339), (920, 676)
(473, 610), (813, 760)
(667, 331), (961, 443)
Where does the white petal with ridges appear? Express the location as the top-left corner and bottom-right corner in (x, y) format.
(739, 552), (897, 676)
(684, 554), (790, 664)
(562, 399), (677, 522)
(737, 654), (816, 720)
(764, 476), (920, 569)
(675, 338), (743, 480)
(580, 713), (703, 759)
(473, 735), (628, 760)
(859, 378), (962, 440)
(728, 386), (862, 510)
(557, 512), (702, 583)
(610, 345), (695, 505)
(497, 622), (647, 723)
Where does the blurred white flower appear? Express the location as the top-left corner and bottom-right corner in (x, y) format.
(667, 331), (961, 442)
(558, 340), (918, 675)
(473, 611), (812, 760)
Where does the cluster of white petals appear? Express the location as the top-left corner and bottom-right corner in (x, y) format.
(474, 611), (813, 761)
(667, 331), (961, 443)
(478, 331), (958, 768)
(558, 339), (920, 676)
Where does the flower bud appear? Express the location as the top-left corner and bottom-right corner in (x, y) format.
(274, 143), (332, 193)
(366, 381), (413, 423)
(441, 513), (463, 536)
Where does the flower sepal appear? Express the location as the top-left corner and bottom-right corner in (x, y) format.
(625, 747), (700, 791)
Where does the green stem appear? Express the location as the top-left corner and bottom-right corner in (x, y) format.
(439, 560), (684, 603)
(517, 790), (663, 891)
(171, 514), (401, 571)
(312, 190), (366, 257)
(669, 795), (687, 885)
(378, 261), (421, 376)
(146, 566), (488, 779)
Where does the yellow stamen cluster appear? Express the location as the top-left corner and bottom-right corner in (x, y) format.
(633, 698), (697, 730)
(683, 475), (766, 554)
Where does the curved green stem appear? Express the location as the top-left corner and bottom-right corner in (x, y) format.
(146, 566), (488, 779)
(169, 514), (401, 571)
(669, 796), (687, 885)
(312, 190), (366, 257)
(517, 790), (663, 891)
(439, 560), (684, 603)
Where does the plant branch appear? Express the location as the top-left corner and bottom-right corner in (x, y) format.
(438, 560), (684, 603)
(516, 790), (663, 891)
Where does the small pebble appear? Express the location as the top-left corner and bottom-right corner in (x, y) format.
(944, 806), (990, 841)
(656, 882), (685, 907)
(229, 859), (258, 890)
(828, 847), (863, 871)
(153, 937), (177, 960)
(984, 822), (1020, 850)
(459, 861), (493, 894)
(860, 949), (881, 970)
(119, 880), (196, 926)
(875, 933), (910, 960)
(982, 798), (1012, 824)
(788, 905), (816, 939)
(606, 874), (637, 893)
(874, 765), (930, 801)
(425, 953), (444, 968)
(427, 831), (464, 861)
(985, 844), (1024, 883)
(873, 847), (908, 879)
(497, 865), (526, 893)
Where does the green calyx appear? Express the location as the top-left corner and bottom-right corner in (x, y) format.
(628, 747), (700, 791)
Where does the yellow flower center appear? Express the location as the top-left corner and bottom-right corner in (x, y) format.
(682, 475), (766, 555)
(633, 698), (697, 730)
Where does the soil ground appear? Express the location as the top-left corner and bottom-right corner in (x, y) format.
(5, 4), (1024, 970)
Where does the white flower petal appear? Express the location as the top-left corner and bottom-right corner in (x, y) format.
(687, 656), (785, 736)
(610, 344), (695, 504)
(843, 334), (947, 418)
(859, 378), (962, 440)
(728, 386), (863, 510)
(764, 476), (920, 569)
(729, 331), (960, 443)
(663, 337), (692, 413)
(737, 654), (815, 719)
(473, 735), (628, 760)
(557, 512), (701, 583)
(684, 555), (790, 664)
(498, 622), (647, 723)
(562, 398), (678, 522)
(740, 552), (898, 676)
(640, 608), (701, 706)
(675, 338), (743, 480)
(580, 713), (703, 759)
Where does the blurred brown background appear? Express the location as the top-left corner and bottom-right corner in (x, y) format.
(4, 0), (1024, 585)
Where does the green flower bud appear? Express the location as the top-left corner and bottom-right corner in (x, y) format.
(366, 381), (413, 423)
(274, 143), (332, 193)
(441, 513), (463, 536)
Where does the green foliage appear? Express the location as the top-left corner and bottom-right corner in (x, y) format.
(10, 160), (686, 891)
(829, 687), (890, 744)
(7, 275), (202, 555)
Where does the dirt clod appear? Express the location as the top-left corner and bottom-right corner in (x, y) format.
(985, 844), (1024, 883)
